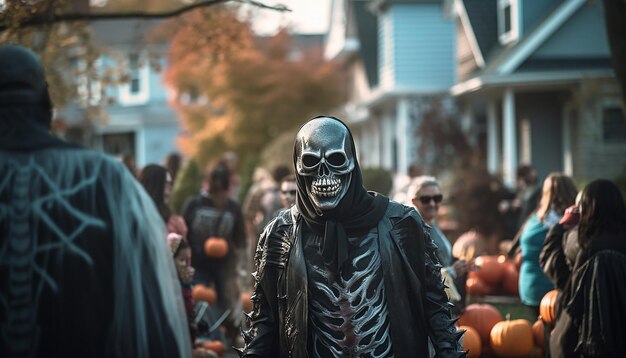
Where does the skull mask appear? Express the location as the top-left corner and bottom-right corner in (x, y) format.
(295, 117), (355, 212)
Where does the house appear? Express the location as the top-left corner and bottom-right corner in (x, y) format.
(325, 0), (456, 176)
(58, 19), (180, 169)
(451, 0), (625, 186)
(327, 0), (625, 189)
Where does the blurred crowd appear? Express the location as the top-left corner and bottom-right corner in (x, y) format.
(388, 163), (626, 357)
(5, 43), (625, 358)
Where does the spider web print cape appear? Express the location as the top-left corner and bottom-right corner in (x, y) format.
(0, 147), (191, 357)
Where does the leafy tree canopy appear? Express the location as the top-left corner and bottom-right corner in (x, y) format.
(0, 0), (287, 123)
(157, 5), (345, 168)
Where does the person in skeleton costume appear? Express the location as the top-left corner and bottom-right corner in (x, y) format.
(0, 45), (191, 357)
(239, 116), (465, 357)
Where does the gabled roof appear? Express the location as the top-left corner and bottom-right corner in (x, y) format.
(458, 0), (586, 77)
(325, 1), (379, 87)
(452, 0), (613, 95)
(461, 0), (498, 64)
(354, 1), (379, 87)
(494, 0), (586, 75)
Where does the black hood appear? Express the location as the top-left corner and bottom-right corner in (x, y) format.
(0, 45), (64, 152)
(293, 116), (389, 274)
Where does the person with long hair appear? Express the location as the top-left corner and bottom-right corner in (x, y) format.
(518, 173), (577, 313)
(544, 179), (626, 357)
(139, 164), (188, 238)
(139, 164), (173, 222)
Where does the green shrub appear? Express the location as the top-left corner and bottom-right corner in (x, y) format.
(171, 159), (202, 214)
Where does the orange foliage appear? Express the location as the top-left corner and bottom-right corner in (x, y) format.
(150, 6), (344, 165)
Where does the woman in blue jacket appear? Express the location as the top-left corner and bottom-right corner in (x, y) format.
(518, 172), (577, 313)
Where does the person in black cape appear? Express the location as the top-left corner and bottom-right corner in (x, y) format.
(0, 45), (190, 357)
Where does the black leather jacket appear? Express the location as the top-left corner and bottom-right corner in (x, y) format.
(240, 201), (464, 358)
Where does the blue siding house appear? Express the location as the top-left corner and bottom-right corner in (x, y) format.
(451, 0), (625, 185)
(326, 0), (456, 176)
(326, 0), (625, 188)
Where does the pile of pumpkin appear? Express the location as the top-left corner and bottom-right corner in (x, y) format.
(458, 289), (558, 357)
(466, 255), (520, 297)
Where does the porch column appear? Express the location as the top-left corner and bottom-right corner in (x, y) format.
(396, 98), (409, 176)
(502, 88), (517, 188)
(460, 103), (475, 146)
(562, 104), (573, 176)
(487, 100), (500, 174)
(382, 115), (394, 170)
(370, 119), (381, 167)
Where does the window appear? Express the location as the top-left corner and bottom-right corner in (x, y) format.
(0, 0), (5, 12)
(119, 53), (149, 105)
(103, 132), (135, 157)
(498, 0), (518, 45)
(602, 107), (626, 142)
(128, 54), (141, 94)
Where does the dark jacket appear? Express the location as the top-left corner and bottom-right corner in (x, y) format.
(540, 224), (580, 358)
(541, 226), (626, 357)
(240, 201), (464, 358)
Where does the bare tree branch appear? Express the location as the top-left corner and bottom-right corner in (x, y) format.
(0, 0), (290, 30)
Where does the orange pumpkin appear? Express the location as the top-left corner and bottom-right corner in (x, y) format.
(540, 289), (559, 324)
(474, 256), (505, 285)
(459, 325), (482, 358)
(202, 340), (225, 355)
(466, 276), (492, 296)
(458, 303), (503, 345)
(192, 284), (218, 305)
(532, 318), (545, 347)
(501, 261), (519, 296)
(241, 291), (253, 312)
(490, 318), (534, 357)
(204, 237), (229, 258)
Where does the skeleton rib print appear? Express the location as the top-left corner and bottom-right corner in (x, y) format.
(306, 229), (394, 358)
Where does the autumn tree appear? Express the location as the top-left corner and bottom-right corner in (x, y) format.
(1, 0), (287, 124)
(0, 0), (112, 120)
(157, 5), (345, 168)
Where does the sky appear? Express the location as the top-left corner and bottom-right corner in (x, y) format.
(244, 0), (331, 35)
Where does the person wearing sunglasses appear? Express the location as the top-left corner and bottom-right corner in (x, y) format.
(408, 176), (468, 308)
